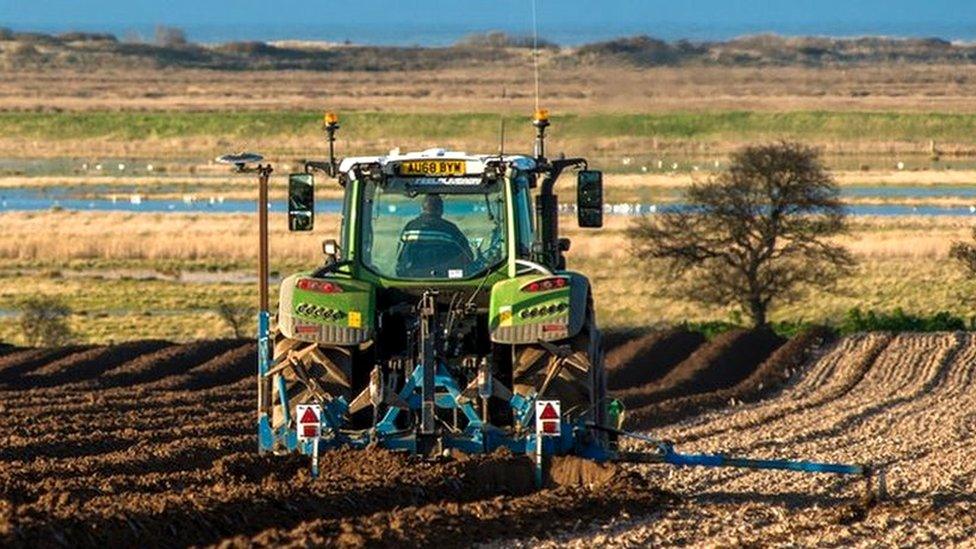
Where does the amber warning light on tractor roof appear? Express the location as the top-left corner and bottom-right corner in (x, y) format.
(532, 108), (550, 159)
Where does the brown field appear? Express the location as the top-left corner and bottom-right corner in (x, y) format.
(6, 64), (976, 113)
(2, 330), (973, 546)
(6, 212), (967, 268)
(0, 211), (972, 343)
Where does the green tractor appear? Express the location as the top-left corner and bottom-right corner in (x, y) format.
(258, 110), (611, 458)
(224, 111), (880, 496)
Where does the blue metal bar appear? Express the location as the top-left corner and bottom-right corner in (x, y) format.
(602, 425), (868, 477)
(660, 446), (866, 476)
(256, 310), (271, 453)
(275, 374), (290, 425)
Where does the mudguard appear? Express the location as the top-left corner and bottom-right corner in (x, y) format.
(277, 273), (375, 345)
(488, 272), (589, 344)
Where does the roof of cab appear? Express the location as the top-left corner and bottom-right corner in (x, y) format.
(338, 148), (536, 174)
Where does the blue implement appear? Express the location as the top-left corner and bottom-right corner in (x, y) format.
(603, 426), (870, 478)
(655, 441), (867, 476)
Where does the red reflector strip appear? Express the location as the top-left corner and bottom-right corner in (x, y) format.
(521, 277), (569, 293)
(542, 420), (559, 433)
(302, 425), (319, 437)
(297, 278), (343, 293)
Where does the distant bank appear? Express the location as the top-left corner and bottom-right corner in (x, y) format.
(1, 28), (975, 72)
(12, 19), (976, 47)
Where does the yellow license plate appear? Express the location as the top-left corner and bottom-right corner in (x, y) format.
(399, 160), (466, 176)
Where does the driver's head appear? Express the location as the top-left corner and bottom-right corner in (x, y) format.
(421, 194), (444, 217)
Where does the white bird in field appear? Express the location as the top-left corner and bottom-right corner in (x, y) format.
(129, 194), (142, 205)
(657, 160), (664, 169)
(897, 161), (905, 170)
(969, 205), (975, 213)
(82, 163), (88, 170)
(622, 157), (632, 166)
(641, 166), (648, 172)
(671, 163), (678, 170)
(118, 163), (126, 171)
(147, 164), (154, 172)
(95, 164), (103, 171)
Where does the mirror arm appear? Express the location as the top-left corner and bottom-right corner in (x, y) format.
(536, 157), (587, 195)
(531, 158), (586, 268)
(303, 160), (336, 176)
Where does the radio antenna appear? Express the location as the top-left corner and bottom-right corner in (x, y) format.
(531, 0), (541, 113)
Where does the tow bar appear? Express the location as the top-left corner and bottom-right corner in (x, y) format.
(592, 425), (887, 501)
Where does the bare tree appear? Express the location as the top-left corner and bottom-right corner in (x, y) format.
(626, 142), (854, 326)
(216, 301), (256, 338)
(950, 229), (976, 275)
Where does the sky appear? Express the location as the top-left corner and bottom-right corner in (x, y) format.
(1, 0), (975, 45)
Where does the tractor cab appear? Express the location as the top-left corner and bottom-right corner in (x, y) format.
(289, 149), (604, 284)
(341, 151), (524, 282)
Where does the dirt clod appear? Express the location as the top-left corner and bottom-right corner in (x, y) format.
(547, 455), (618, 487)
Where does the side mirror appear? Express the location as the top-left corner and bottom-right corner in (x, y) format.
(288, 173), (314, 231)
(577, 170), (603, 228)
(322, 238), (339, 264)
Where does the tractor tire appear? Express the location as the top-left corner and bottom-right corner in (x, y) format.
(512, 306), (606, 426)
(269, 327), (355, 436)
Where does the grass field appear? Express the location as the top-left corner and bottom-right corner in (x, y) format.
(3, 110), (976, 145)
(1, 109), (972, 169)
(0, 212), (972, 343)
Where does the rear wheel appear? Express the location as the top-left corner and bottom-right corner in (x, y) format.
(512, 306), (606, 427)
(270, 327), (355, 438)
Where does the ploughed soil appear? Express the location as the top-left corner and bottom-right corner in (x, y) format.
(605, 328), (706, 391)
(0, 339), (666, 548)
(613, 327), (786, 412)
(3, 329), (974, 547)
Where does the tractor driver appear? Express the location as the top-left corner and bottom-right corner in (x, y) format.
(396, 194), (474, 277)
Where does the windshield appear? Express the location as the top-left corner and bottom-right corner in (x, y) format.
(360, 177), (507, 280)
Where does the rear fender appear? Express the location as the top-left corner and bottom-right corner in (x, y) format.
(277, 274), (375, 345)
(488, 272), (589, 344)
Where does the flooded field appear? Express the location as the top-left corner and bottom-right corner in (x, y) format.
(3, 185), (976, 216)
